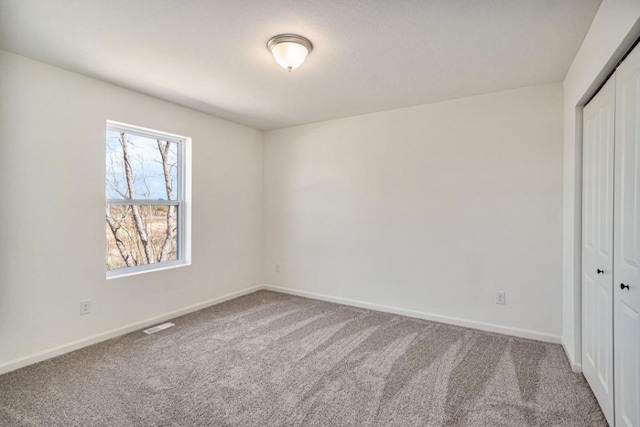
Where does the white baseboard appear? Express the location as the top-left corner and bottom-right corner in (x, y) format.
(1, 283), (564, 376)
(259, 284), (562, 344)
(562, 340), (583, 373)
(0, 285), (262, 376)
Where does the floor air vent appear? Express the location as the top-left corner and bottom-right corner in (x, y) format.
(144, 322), (175, 334)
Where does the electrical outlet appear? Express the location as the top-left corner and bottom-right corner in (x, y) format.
(495, 292), (506, 305)
(80, 300), (91, 315)
(275, 264), (280, 273)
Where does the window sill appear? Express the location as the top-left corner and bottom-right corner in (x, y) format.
(106, 260), (191, 280)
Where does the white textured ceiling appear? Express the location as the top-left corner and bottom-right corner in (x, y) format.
(0, 0), (600, 130)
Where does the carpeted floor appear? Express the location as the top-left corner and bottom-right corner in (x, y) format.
(0, 290), (606, 426)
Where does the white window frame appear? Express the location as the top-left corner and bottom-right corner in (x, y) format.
(105, 120), (191, 279)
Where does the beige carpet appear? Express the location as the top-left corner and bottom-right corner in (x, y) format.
(0, 290), (605, 426)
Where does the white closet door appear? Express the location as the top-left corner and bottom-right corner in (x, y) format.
(614, 42), (640, 427)
(582, 75), (616, 425)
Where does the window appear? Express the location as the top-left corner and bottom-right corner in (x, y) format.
(105, 121), (190, 277)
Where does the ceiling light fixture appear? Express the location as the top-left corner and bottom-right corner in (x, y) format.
(267, 34), (313, 71)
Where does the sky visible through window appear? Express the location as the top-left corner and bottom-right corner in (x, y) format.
(106, 130), (178, 200)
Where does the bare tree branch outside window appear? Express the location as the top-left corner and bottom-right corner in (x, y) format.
(105, 128), (181, 271)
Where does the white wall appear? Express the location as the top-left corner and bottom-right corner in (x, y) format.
(562, 0), (640, 370)
(264, 83), (564, 340)
(0, 50), (264, 371)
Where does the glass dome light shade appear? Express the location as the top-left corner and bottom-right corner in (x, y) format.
(267, 34), (313, 71)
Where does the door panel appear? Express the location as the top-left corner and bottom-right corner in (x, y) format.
(614, 42), (640, 427)
(582, 75), (616, 425)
